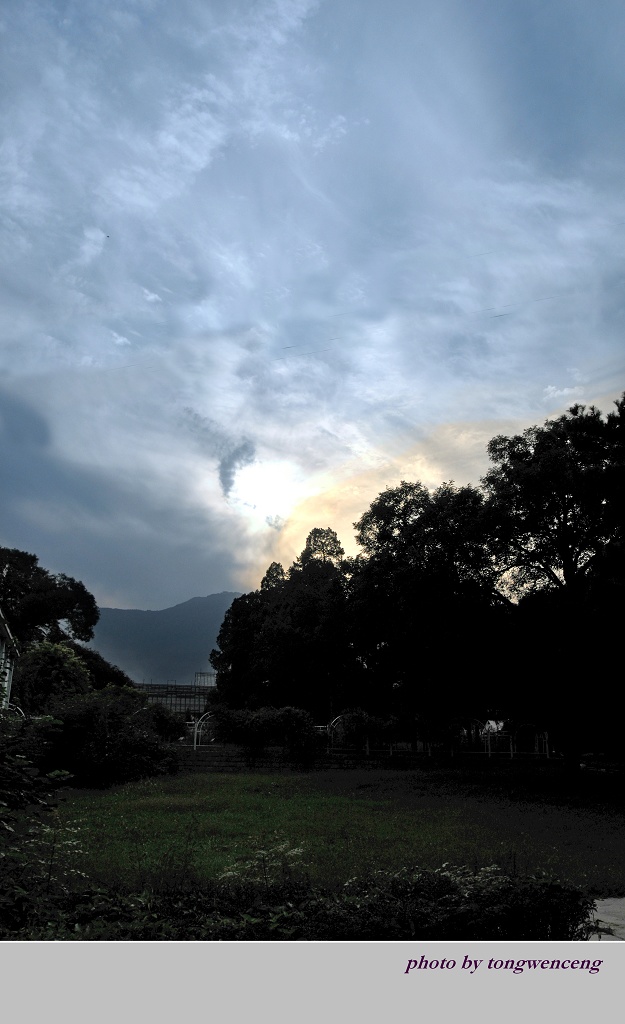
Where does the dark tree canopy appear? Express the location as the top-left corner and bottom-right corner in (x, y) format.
(212, 394), (625, 758)
(211, 529), (360, 719)
(354, 480), (501, 600)
(349, 480), (510, 724)
(295, 527), (345, 568)
(0, 547), (99, 644)
(482, 397), (625, 597)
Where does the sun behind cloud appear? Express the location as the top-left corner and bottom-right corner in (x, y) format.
(240, 408), (581, 590)
(229, 458), (313, 532)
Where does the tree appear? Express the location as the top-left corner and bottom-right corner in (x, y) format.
(260, 561), (286, 592)
(481, 395), (625, 763)
(211, 529), (360, 719)
(0, 548), (99, 644)
(10, 637), (135, 718)
(481, 396), (625, 597)
(210, 591), (267, 708)
(354, 480), (501, 596)
(294, 527), (345, 568)
(350, 480), (509, 721)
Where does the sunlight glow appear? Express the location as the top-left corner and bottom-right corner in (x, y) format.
(229, 460), (311, 530)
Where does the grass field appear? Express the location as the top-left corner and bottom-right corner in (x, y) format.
(56, 765), (625, 896)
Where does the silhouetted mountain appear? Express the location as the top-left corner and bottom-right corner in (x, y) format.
(88, 593), (240, 684)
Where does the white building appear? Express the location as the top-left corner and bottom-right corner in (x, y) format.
(0, 606), (18, 709)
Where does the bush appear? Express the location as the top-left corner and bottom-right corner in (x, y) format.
(210, 705), (317, 763)
(0, 751), (81, 936)
(12, 642), (91, 715)
(0, 853), (596, 941)
(6, 688), (179, 788)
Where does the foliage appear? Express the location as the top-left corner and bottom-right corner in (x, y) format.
(482, 396), (625, 596)
(0, 547), (99, 644)
(211, 528), (361, 718)
(0, 855), (595, 941)
(3, 686), (179, 788)
(210, 705), (318, 761)
(219, 833), (308, 888)
(65, 643), (136, 691)
(0, 751), (81, 936)
(348, 481), (511, 722)
(294, 526), (344, 568)
(34, 687), (179, 787)
(479, 397), (625, 758)
(209, 395), (625, 758)
(11, 641), (92, 715)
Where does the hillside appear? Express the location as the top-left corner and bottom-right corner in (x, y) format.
(88, 592), (240, 684)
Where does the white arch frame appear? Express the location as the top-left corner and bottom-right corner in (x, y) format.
(3, 702), (25, 719)
(193, 711), (214, 751)
(327, 715), (344, 751)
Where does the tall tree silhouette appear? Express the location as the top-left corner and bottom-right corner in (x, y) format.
(482, 396), (625, 597)
(211, 529), (359, 718)
(351, 481), (508, 725)
(482, 395), (625, 761)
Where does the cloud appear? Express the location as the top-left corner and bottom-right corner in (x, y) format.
(181, 407), (256, 497)
(0, 0), (623, 608)
(218, 440), (256, 497)
(0, 387), (252, 609)
(543, 385), (585, 402)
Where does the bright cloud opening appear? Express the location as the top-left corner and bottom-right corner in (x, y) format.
(229, 459), (311, 530)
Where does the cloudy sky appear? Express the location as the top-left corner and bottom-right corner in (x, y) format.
(1, 0), (624, 610)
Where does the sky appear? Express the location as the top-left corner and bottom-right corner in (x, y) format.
(1, 0), (624, 610)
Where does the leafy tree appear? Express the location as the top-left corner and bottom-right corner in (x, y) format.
(211, 398), (625, 756)
(209, 590), (266, 708)
(211, 529), (360, 719)
(295, 527), (345, 568)
(261, 530), (359, 718)
(350, 480), (509, 721)
(0, 548), (99, 644)
(480, 396), (625, 762)
(12, 642), (92, 715)
(354, 480), (501, 597)
(260, 561), (286, 592)
(481, 396), (625, 597)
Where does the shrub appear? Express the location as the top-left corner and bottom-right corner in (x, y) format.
(210, 705), (317, 763)
(0, 751), (81, 936)
(14, 687), (179, 788)
(0, 852), (595, 941)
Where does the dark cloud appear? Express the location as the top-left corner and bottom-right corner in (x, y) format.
(0, 389), (51, 449)
(0, 389), (249, 608)
(218, 439), (256, 497)
(182, 407), (256, 497)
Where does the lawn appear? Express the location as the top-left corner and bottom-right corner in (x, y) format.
(56, 765), (625, 896)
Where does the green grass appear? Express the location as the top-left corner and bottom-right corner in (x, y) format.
(56, 767), (625, 896)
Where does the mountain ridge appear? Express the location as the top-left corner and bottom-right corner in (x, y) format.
(88, 591), (241, 684)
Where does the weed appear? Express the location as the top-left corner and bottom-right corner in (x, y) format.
(219, 834), (308, 888)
